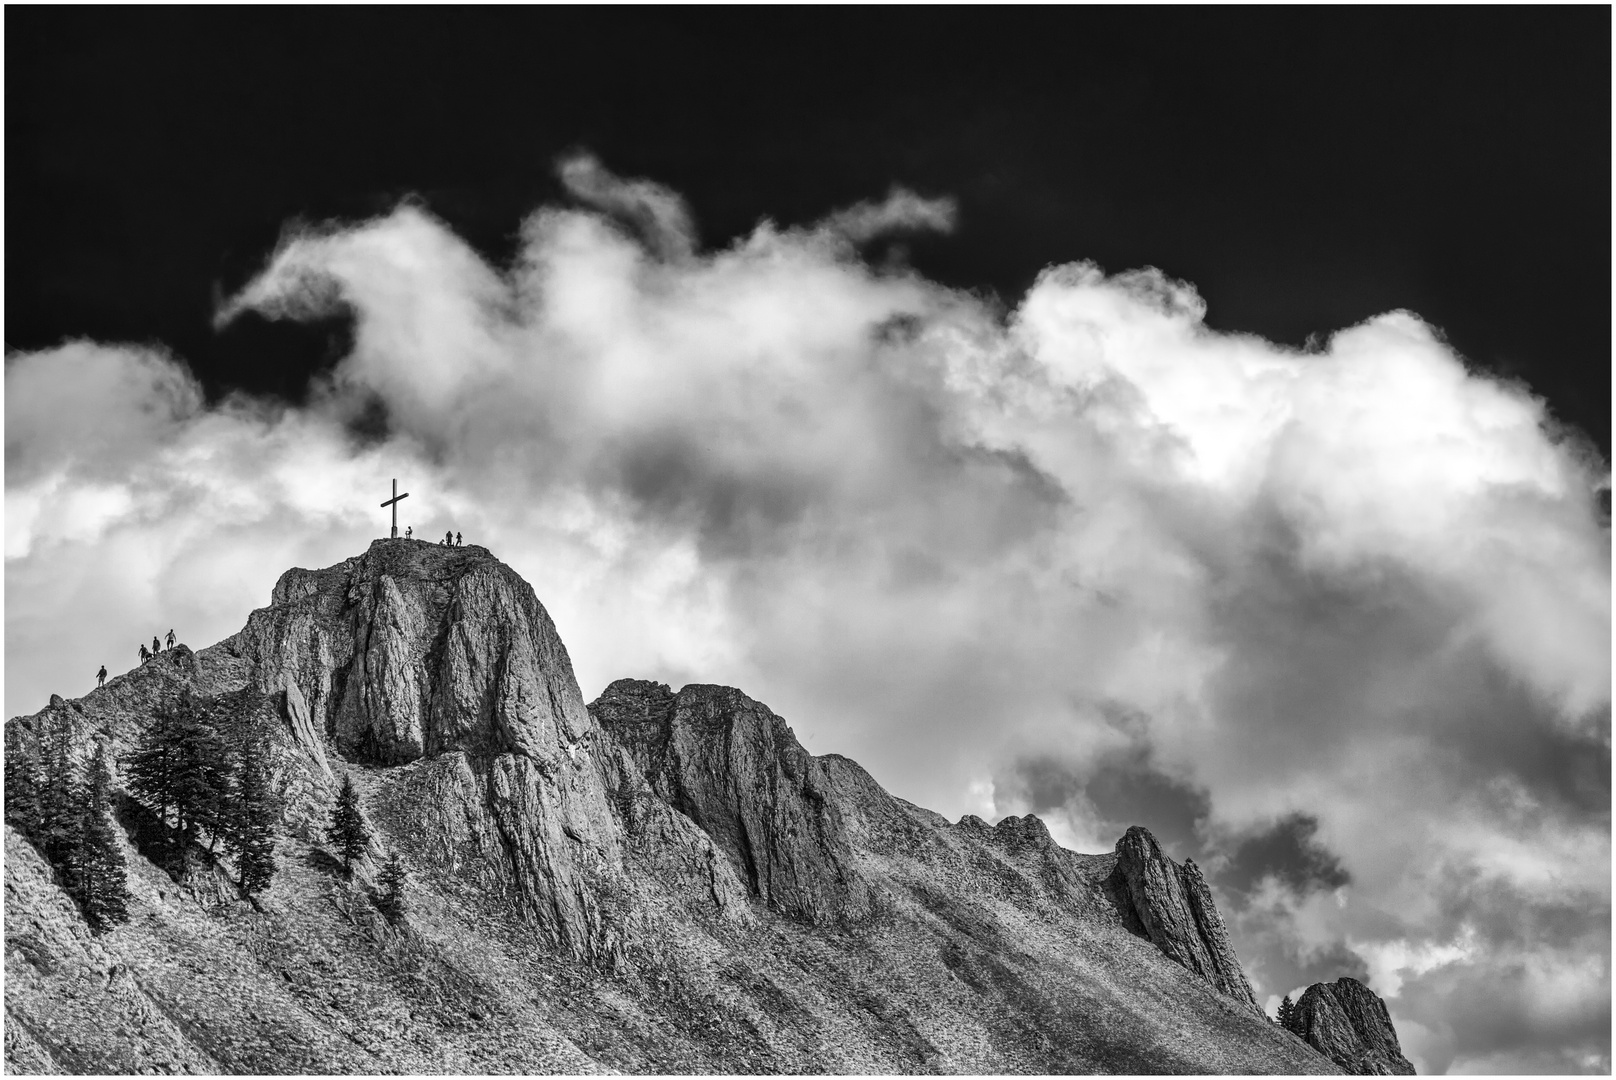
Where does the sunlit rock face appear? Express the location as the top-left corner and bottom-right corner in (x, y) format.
(1111, 825), (1263, 1014)
(226, 539), (626, 959)
(230, 539), (592, 766)
(590, 679), (870, 925)
(1293, 977), (1417, 1075)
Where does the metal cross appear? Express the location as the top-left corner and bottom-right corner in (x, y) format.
(381, 478), (409, 538)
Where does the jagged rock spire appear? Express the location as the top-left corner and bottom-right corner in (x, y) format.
(1110, 825), (1263, 1014)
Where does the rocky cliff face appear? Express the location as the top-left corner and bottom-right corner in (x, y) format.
(591, 679), (869, 925)
(1293, 977), (1416, 1075)
(223, 540), (625, 961)
(1110, 826), (1263, 1014)
(228, 541), (594, 766)
(5, 540), (1358, 1074)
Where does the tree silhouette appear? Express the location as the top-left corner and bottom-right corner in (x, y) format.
(74, 742), (132, 932)
(4, 738), (42, 833)
(127, 693), (230, 878)
(1277, 994), (1298, 1031)
(35, 712), (84, 879)
(375, 851), (407, 919)
(224, 728), (278, 897)
(325, 774), (370, 873)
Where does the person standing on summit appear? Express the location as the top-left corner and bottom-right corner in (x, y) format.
(97, 665), (107, 688)
(139, 643), (149, 664)
(152, 634), (161, 655)
(165, 629), (176, 650)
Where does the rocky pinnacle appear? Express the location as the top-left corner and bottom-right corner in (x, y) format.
(1292, 977), (1416, 1075)
(1111, 826), (1263, 1014)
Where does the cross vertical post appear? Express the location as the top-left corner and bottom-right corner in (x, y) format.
(380, 479), (409, 539)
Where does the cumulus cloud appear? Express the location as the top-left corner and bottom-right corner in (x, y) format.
(7, 158), (1608, 1073)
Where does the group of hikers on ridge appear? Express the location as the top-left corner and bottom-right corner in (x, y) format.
(105, 628), (176, 687)
(398, 527), (463, 547)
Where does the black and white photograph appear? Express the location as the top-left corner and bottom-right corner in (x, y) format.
(4, 8), (1610, 1075)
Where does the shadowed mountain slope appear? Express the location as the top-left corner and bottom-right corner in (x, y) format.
(5, 540), (1367, 1073)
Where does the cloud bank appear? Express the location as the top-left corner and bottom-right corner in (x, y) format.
(8, 158), (1609, 1073)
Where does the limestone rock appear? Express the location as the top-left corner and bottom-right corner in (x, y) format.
(590, 679), (869, 924)
(1293, 977), (1416, 1074)
(1111, 826), (1262, 1014)
(227, 540), (625, 960)
(228, 540), (592, 766)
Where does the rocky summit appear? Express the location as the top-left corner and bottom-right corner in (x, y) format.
(1290, 978), (1417, 1075)
(4, 540), (1403, 1074)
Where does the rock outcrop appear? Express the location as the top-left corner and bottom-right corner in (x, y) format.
(1111, 825), (1263, 1014)
(1292, 977), (1416, 1075)
(225, 540), (624, 960)
(590, 679), (869, 924)
(227, 540), (593, 766)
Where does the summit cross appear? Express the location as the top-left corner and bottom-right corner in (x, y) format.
(381, 478), (409, 539)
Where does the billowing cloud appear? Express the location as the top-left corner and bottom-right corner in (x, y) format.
(7, 159), (1608, 1073)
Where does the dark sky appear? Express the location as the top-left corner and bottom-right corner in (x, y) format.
(7, 7), (1610, 453)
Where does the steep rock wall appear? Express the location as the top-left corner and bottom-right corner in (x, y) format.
(1111, 826), (1262, 1014)
(591, 679), (869, 924)
(225, 540), (625, 960)
(228, 541), (594, 767)
(1293, 977), (1415, 1074)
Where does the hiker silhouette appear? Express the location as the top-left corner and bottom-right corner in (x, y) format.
(165, 629), (176, 649)
(444, 530), (452, 545)
(139, 644), (150, 664)
(456, 532), (462, 546)
(152, 635), (161, 654)
(97, 665), (107, 688)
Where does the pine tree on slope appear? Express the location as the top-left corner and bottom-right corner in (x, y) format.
(4, 738), (42, 833)
(225, 729), (278, 897)
(375, 851), (407, 919)
(127, 693), (231, 878)
(1277, 994), (1297, 1031)
(326, 774), (370, 874)
(35, 712), (84, 884)
(74, 742), (132, 932)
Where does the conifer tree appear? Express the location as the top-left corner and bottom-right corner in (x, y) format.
(73, 742), (132, 932)
(225, 729), (278, 896)
(326, 774), (370, 873)
(375, 851), (407, 919)
(35, 712), (84, 880)
(4, 739), (42, 833)
(1277, 994), (1297, 1031)
(127, 693), (230, 877)
(126, 706), (176, 838)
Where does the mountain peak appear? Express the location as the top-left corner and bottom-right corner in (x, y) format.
(5, 545), (1361, 1074)
(236, 538), (588, 766)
